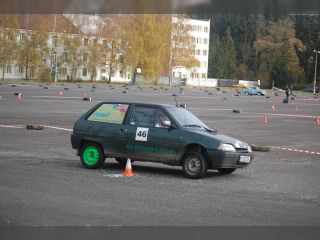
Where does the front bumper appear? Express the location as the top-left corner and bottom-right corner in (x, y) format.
(207, 150), (254, 169)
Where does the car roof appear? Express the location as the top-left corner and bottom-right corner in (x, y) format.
(100, 101), (177, 109)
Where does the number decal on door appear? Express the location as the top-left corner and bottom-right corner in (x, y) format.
(135, 127), (149, 141)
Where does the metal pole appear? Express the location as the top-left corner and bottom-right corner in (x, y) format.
(53, 15), (57, 83)
(313, 50), (319, 94)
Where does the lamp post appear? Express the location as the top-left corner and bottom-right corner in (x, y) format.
(313, 50), (320, 94)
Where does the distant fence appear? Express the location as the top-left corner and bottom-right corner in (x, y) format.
(113, 76), (258, 88)
(186, 78), (258, 88)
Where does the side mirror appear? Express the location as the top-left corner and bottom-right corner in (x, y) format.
(161, 120), (176, 129)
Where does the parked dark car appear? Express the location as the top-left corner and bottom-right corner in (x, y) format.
(303, 87), (319, 93)
(71, 102), (253, 179)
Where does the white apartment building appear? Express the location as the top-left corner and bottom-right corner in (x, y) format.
(1, 15), (210, 83)
(171, 17), (210, 80)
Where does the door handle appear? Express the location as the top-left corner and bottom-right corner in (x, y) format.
(120, 128), (127, 133)
(88, 123), (93, 128)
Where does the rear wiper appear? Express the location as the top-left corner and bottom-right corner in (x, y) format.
(183, 125), (216, 132)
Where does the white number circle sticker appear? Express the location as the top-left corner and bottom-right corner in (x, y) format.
(135, 127), (149, 141)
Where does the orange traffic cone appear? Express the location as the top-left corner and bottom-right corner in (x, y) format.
(316, 118), (320, 126)
(263, 116), (268, 124)
(59, 91), (63, 96)
(122, 158), (135, 176)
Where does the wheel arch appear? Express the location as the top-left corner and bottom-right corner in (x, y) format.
(178, 143), (209, 166)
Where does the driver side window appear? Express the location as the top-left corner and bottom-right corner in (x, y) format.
(154, 110), (171, 128)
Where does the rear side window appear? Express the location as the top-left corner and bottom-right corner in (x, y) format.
(88, 103), (129, 124)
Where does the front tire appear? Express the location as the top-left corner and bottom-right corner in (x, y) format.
(218, 168), (236, 174)
(182, 151), (207, 179)
(80, 143), (105, 169)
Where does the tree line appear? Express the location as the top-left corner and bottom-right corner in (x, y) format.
(193, 14), (320, 88)
(0, 14), (199, 85)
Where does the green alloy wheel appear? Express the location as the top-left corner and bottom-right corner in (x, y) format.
(80, 143), (105, 169)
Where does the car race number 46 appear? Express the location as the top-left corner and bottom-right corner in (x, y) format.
(135, 127), (149, 141)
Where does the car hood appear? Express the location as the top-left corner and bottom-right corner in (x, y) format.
(185, 127), (250, 148)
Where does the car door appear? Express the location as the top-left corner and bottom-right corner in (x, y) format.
(85, 103), (129, 157)
(122, 105), (180, 162)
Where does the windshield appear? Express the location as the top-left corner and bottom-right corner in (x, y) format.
(166, 107), (209, 129)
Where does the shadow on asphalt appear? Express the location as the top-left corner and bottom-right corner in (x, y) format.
(58, 159), (241, 179)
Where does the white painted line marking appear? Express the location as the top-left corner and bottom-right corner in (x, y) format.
(103, 174), (124, 178)
(42, 125), (73, 132)
(0, 124), (24, 129)
(31, 96), (82, 99)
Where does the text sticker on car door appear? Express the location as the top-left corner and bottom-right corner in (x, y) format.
(135, 127), (149, 141)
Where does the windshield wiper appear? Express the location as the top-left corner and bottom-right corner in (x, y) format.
(183, 124), (216, 132)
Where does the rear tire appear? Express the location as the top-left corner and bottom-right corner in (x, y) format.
(80, 143), (105, 169)
(218, 168), (236, 174)
(182, 151), (207, 179)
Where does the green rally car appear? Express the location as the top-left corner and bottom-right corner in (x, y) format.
(71, 102), (253, 179)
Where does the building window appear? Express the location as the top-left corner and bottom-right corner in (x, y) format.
(63, 52), (68, 61)
(42, 59), (46, 64)
(203, 50), (207, 56)
(196, 38), (201, 44)
(202, 73), (206, 78)
(30, 67), (34, 78)
(203, 38), (208, 44)
(197, 26), (202, 32)
(101, 69), (106, 73)
(18, 66), (23, 74)
(195, 49), (201, 55)
(19, 33), (26, 42)
(192, 25), (196, 31)
(61, 68), (67, 75)
(204, 27), (209, 32)
(6, 65), (12, 74)
(82, 68), (87, 77)
(201, 61), (207, 68)
(83, 53), (88, 61)
(83, 38), (88, 46)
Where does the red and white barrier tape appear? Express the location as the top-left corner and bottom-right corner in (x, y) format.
(270, 146), (320, 155)
(188, 107), (320, 119)
(241, 112), (320, 119)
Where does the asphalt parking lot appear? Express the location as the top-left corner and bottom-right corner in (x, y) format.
(0, 83), (319, 226)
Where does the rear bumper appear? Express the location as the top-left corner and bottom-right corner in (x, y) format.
(71, 133), (82, 150)
(207, 150), (254, 169)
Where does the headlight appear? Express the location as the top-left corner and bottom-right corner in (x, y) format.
(248, 146), (252, 152)
(218, 143), (236, 152)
